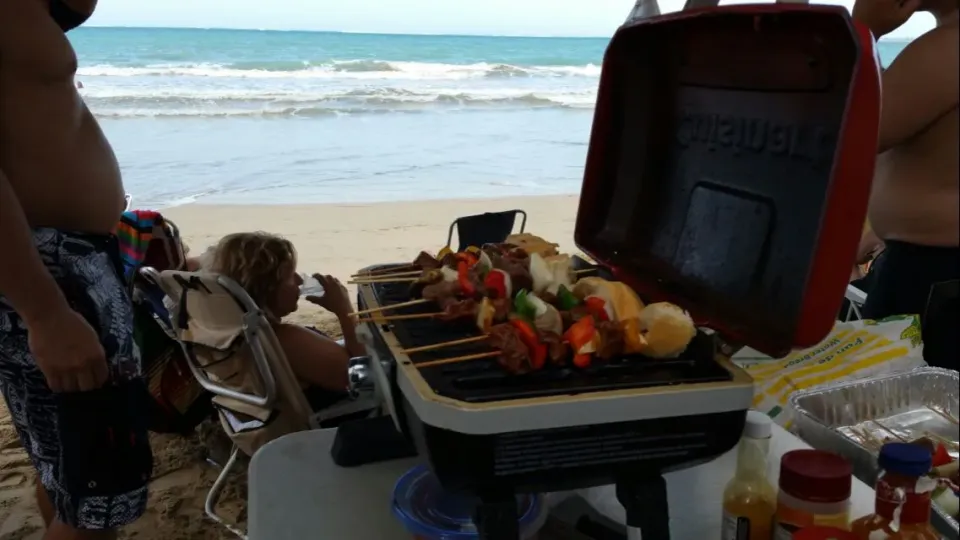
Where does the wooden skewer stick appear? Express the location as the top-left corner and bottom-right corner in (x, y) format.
(348, 277), (419, 285)
(400, 335), (489, 354)
(358, 312), (443, 324)
(351, 265), (418, 277)
(855, 426), (885, 450)
(352, 298), (430, 317)
(871, 420), (905, 442)
(415, 351), (499, 369)
(573, 268), (597, 275)
(934, 408), (960, 426)
(352, 270), (423, 279)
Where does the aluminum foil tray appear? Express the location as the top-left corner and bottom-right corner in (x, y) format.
(789, 367), (959, 539)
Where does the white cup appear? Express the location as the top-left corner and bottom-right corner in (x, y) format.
(300, 273), (325, 297)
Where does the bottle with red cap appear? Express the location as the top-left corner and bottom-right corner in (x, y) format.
(849, 442), (941, 539)
(773, 449), (853, 538)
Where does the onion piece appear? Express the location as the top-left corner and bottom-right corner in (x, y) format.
(440, 266), (458, 282)
(528, 253), (553, 294)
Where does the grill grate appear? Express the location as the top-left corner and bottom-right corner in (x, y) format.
(361, 265), (734, 403)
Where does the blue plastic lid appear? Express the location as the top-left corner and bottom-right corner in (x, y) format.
(878, 442), (932, 477)
(391, 465), (545, 540)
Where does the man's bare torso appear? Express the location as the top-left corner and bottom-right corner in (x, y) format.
(0, 0), (124, 235)
(868, 25), (960, 248)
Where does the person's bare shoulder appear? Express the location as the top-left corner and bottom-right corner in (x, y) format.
(877, 23), (959, 151)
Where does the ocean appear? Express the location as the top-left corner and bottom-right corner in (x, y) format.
(72, 27), (909, 208)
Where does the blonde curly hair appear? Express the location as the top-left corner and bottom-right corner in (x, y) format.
(211, 232), (297, 312)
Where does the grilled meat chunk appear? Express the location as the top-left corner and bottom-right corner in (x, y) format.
(540, 331), (568, 365)
(487, 324), (531, 374)
(408, 269), (445, 297)
(595, 320), (625, 360)
(413, 251), (442, 270)
(422, 281), (462, 303)
(437, 298), (478, 322)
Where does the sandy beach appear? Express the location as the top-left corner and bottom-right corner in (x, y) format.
(0, 195), (581, 539)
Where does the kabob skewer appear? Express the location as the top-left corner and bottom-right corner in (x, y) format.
(354, 235), (699, 374)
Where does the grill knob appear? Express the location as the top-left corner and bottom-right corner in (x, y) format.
(347, 356), (373, 398)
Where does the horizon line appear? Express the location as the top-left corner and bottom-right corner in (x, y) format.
(82, 24), (916, 40)
(81, 25), (616, 39)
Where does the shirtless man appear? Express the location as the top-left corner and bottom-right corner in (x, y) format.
(851, 0), (959, 370)
(0, 1), (152, 539)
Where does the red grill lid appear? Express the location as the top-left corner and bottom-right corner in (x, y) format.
(574, 5), (881, 358)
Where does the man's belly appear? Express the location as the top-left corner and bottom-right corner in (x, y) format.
(869, 183), (960, 247)
(12, 172), (125, 234)
(1, 115), (125, 234)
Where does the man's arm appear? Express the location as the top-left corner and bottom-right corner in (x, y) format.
(0, 172), (71, 325)
(875, 25), (960, 153)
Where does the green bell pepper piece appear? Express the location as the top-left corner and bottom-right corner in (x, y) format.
(513, 289), (538, 321)
(556, 285), (580, 311)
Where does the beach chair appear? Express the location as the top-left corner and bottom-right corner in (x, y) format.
(843, 284), (867, 321)
(446, 209), (527, 253)
(140, 268), (378, 538)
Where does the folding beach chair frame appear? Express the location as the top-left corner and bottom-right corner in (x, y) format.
(141, 268), (281, 409)
(140, 268), (379, 539)
(844, 284), (867, 322)
(445, 209), (528, 253)
(141, 268), (287, 539)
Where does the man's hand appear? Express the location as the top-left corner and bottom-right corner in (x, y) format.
(853, 0), (921, 38)
(27, 307), (108, 392)
(27, 306), (109, 393)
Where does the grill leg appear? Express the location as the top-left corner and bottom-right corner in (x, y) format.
(474, 492), (520, 540)
(616, 475), (670, 540)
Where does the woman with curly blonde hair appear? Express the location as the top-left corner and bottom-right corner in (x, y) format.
(210, 232), (364, 399)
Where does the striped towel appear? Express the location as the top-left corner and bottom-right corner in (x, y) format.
(116, 210), (163, 281)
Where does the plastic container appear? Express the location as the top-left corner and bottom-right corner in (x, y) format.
(792, 526), (858, 540)
(392, 465), (547, 540)
(849, 443), (941, 540)
(299, 273), (325, 297)
(774, 450), (853, 538)
(722, 410), (777, 540)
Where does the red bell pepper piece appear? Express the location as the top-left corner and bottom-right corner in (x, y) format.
(572, 354), (592, 368)
(456, 252), (478, 267)
(583, 297), (609, 321)
(932, 443), (953, 467)
(510, 318), (547, 370)
(563, 315), (596, 353)
(457, 261), (476, 296)
(483, 270), (507, 299)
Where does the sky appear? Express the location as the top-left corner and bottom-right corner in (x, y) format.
(87, 0), (934, 39)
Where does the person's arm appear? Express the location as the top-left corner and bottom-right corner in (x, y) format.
(0, 172), (72, 325)
(873, 25), (959, 153)
(336, 313), (366, 358)
(275, 324), (350, 392)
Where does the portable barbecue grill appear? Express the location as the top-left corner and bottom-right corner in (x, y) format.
(343, 2), (881, 539)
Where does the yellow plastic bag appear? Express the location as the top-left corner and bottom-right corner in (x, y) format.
(734, 315), (925, 428)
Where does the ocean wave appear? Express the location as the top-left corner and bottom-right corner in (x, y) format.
(77, 60), (601, 80)
(81, 85), (597, 118)
(87, 94), (596, 118)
